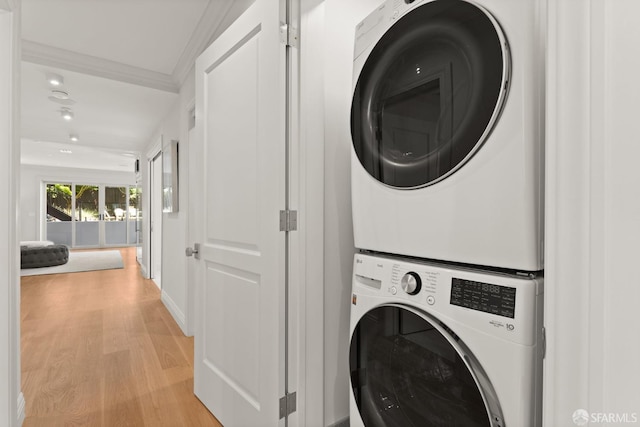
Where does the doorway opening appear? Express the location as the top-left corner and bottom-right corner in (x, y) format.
(149, 152), (163, 289)
(44, 182), (139, 248)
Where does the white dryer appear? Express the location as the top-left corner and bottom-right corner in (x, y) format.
(349, 253), (544, 427)
(351, 0), (545, 271)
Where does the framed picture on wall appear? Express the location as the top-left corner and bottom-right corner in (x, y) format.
(162, 140), (179, 212)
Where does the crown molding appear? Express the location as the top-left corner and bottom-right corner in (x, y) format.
(172, 0), (235, 87)
(22, 40), (179, 93)
(0, 0), (17, 12)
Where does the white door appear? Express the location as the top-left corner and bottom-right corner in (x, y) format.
(151, 153), (163, 289)
(193, 0), (287, 425)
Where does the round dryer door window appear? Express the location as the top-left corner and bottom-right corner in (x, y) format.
(349, 305), (502, 426)
(351, 0), (509, 188)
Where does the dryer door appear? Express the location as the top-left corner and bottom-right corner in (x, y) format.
(351, 0), (509, 189)
(349, 305), (503, 427)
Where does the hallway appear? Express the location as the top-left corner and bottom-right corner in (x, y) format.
(20, 247), (221, 426)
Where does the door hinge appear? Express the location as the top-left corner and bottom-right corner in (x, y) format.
(279, 23), (298, 48)
(280, 210), (298, 232)
(279, 392), (297, 419)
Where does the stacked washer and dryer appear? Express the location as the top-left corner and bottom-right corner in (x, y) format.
(348, 1), (545, 426)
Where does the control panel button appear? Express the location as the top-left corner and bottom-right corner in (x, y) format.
(390, 286), (397, 295)
(400, 272), (422, 295)
(427, 296), (435, 305)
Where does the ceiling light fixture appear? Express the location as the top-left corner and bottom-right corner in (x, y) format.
(69, 134), (79, 142)
(48, 89), (76, 106)
(60, 108), (74, 121)
(46, 73), (64, 87)
(50, 90), (69, 100)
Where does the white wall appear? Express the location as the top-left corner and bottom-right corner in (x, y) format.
(544, 0), (640, 425)
(141, 71), (194, 334)
(322, 1), (380, 425)
(601, 3), (640, 413)
(0, 1), (23, 425)
(20, 164), (135, 241)
(297, 1), (327, 424)
(162, 70), (194, 334)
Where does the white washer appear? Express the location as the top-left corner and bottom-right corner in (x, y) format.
(351, 0), (545, 271)
(349, 253), (544, 427)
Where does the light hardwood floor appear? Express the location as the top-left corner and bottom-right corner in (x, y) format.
(21, 247), (222, 426)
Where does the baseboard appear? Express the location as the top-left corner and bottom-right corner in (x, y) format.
(140, 264), (149, 279)
(161, 291), (187, 335)
(328, 416), (349, 427)
(17, 392), (25, 425)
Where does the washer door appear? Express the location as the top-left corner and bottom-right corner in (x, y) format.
(349, 305), (503, 426)
(351, 0), (509, 189)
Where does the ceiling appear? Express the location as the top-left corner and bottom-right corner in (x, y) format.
(20, 0), (249, 172)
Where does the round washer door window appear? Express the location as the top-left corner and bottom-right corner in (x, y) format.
(351, 0), (509, 188)
(349, 305), (501, 426)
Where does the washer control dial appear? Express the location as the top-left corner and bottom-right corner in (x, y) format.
(400, 272), (422, 295)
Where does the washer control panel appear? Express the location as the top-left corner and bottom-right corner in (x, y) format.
(450, 278), (517, 319)
(354, 254), (442, 305)
(352, 253), (543, 346)
(400, 272), (421, 295)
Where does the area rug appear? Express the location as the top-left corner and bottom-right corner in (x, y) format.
(21, 250), (124, 276)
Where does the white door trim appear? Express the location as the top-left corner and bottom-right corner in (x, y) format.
(1, 2), (25, 425)
(150, 150), (163, 289)
(545, 0), (640, 423)
(288, 0), (325, 425)
(184, 100), (196, 336)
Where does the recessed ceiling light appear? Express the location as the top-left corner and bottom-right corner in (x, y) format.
(69, 134), (79, 142)
(60, 108), (73, 120)
(59, 149), (72, 154)
(46, 73), (64, 86)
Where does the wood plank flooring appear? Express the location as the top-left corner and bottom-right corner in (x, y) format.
(21, 247), (222, 427)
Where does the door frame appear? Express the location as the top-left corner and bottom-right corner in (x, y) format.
(292, 1), (325, 424)
(141, 134), (163, 280)
(0, 1), (25, 425)
(149, 149), (163, 289)
(185, 102), (197, 336)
